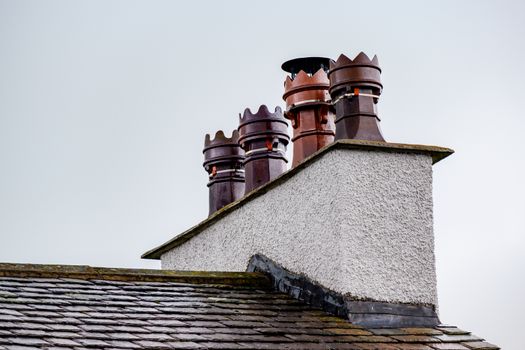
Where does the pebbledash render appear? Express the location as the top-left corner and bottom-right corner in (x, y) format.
(0, 52), (500, 349)
(157, 143), (440, 306)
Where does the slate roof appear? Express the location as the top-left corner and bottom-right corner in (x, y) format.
(0, 263), (498, 350)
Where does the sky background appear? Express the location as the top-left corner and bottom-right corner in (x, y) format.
(1, 0), (524, 348)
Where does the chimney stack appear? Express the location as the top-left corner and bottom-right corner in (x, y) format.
(282, 57), (335, 167)
(238, 105), (290, 193)
(203, 130), (245, 215)
(328, 53), (385, 141)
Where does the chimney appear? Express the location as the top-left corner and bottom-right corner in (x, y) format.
(238, 105), (290, 193)
(282, 57), (336, 167)
(328, 52), (385, 141)
(203, 130), (245, 215)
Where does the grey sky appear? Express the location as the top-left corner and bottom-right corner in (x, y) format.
(1, 0), (523, 348)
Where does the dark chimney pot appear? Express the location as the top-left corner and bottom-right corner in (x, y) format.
(282, 57), (335, 167)
(238, 105), (290, 193)
(203, 130), (245, 215)
(328, 52), (385, 141)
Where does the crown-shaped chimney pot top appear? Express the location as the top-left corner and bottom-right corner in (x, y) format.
(328, 52), (382, 95)
(203, 130), (245, 169)
(203, 129), (245, 216)
(238, 105), (289, 146)
(238, 105), (290, 193)
(328, 52), (385, 142)
(283, 69), (330, 104)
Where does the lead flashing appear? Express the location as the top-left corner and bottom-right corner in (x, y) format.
(142, 139), (453, 260)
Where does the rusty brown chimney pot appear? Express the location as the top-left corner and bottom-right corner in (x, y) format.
(238, 105), (290, 193)
(282, 57), (335, 167)
(203, 130), (245, 215)
(328, 52), (385, 141)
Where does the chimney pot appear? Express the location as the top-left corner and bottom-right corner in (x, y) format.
(328, 53), (385, 141)
(203, 130), (245, 215)
(238, 105), (290, 193)
(282, 57), (335, 167)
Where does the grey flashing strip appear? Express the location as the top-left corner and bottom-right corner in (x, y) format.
(142, 140), (453, 260)
(247, 254), (440, 328)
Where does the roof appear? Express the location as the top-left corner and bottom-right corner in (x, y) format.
(0, 263), (498, 350)
(143, 139), (454, 260)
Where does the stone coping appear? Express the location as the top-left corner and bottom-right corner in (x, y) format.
(0, 262), (270, 287)
(142, 139), (453, 260)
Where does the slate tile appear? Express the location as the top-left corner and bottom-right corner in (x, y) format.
(395, 345), (434, 350)
(254, 327), (304, 335)
(0, 310), (24, 317)
(0, 315), (21, 322)
(127, 307), (160, 313)
(184, 321), (225, 328)
(430, 344), (470, 350)
(368, 328), (406, 336)
(0, 322), (17, 330)
(148, 319), (188, 327)
(171, 327), (215, 334)
(401, 328), (443, 335)
(110, 325), (149, 333)
(59, 311), (87, 318)
(392, 335), (441, 343)
(113, 318), (151, 326)
(220, 320), (267, 328)
(191, 342), (247, 349)
(45, 338), (81, 346)
(78, 331), (111, 339)
(434, 334), (483, 343)
(77, 338), (111, 347)
(23, 311), (59, 318)
(143, 326), (174, 333)
(354, 335), (398, 343)
(64, 306), (93, 312)
(166, 342), (204, 349)
(54, 317), (83, 325)
(356, 344), (402, 350)
(0, 304), (32, 311)
(460, 342), (500, 350)
(284, 333), (337, 342)
(47, 324), (81, 332)
(172, 333), (208, 341)
(12, 329), (47, 337)
(136, 332), (174, 342)
(211, 327), (262, 334)
(6, 337), (49, 346)
(106, 340), (142, 349)
(47, 331), (80, 339)
(133, 340), (171, 349)
(79, 324), (113, 332)
(324, 328), (372, 336)
(436, 327), (470, 335)
(106, 332), (140, 340)
(80, 318), (120, 325)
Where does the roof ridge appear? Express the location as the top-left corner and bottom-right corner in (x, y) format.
(0, 262), (271, 287)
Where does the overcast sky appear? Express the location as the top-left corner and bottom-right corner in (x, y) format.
(1, 1), (524, 348)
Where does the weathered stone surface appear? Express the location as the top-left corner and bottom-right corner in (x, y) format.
(0, 267), (498, 349)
